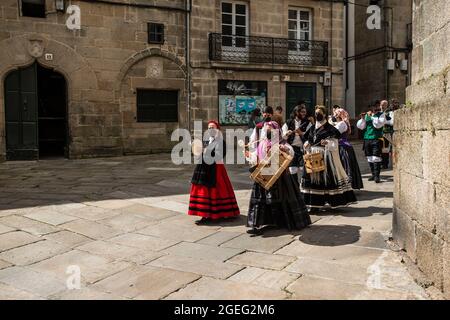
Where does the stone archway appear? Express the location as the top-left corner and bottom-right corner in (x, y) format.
(0, 34), (98, 160)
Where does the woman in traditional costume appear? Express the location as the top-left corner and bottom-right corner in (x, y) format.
(301, 106), (357, 210)
(188, 121), (240, 225)
(332, 108), (364, 190)
(246, 120), (311, 235)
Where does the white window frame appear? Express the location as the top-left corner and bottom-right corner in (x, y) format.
(288, 7), (313, 53)
(221, 1), (249, 60)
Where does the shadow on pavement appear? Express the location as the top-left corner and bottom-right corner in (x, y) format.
(298, 224), (362, 246)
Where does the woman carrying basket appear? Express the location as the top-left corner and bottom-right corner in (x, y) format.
(245, 120), (311, 235)
(301, 106), (357, 211)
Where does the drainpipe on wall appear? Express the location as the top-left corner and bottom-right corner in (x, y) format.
(186, 0), (192, 132)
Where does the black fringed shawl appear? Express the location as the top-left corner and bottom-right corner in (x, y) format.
(191, 138), (226, 188)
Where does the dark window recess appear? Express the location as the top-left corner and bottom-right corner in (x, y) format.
(137, 90), (178, 122)
(148, 23), (165, 44)
(21, 0), (46, 18)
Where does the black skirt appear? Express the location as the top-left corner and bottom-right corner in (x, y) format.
(339, 144), (364, 190)
(247, 171), (311, 230)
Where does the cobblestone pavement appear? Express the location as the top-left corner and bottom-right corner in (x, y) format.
(0, 145), (429, 300)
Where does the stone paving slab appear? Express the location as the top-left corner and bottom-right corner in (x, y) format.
(0, 259), (13, 270)
(228, 251), (296, 270)
(0, 282), (43, 300)
(161, 242), (243, 262)
(43, 230), (91, 248)
(92, 265), (201, 300)
(149, 254), (244, 279)
(0, 223), (16, 235)
(24, 210), (78, 226)
(49, 287), (126, 300)
(166, 277), (288, 300)
(59, 219), (122, 240)
(107, 233), (179, 251)
(220, 232), (295, 254)
(0, 240), (70, 266)
(196, 231), (242, 246)
(0, 231), (41, 252)
(29, 250), (132, 285)
(137, 222), (219, 242)
(0, 266), (66, 297)
(0, 215), (59, 236)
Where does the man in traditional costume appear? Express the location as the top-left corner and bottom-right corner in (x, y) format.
(301, 106), (357, 211)
(281, 104), (313, 187)
(188, 121), (240, 225)
(246, 120), (311, 235)
(357, 101), (387, 183)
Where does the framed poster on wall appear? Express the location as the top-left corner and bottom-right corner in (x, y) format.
(218, 80), (267, 125)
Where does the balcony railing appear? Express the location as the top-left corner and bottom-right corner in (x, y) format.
(209, 33), (328, 67)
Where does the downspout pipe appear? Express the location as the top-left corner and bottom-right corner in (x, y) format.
(186, 0), (192, 132)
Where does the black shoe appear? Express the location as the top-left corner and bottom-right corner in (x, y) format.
(374, 163), (381, 183)
(195, 218), (209, 225)
(246, 228), (262, 235)
(375, 177), (381, 183)
(368, 163), (375, 181)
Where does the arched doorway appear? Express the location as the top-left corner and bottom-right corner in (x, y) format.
(4, 62), (68, 160)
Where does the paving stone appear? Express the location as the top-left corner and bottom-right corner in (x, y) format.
(0, 215), (59, 236)
(228, 251), (296, 270)
(29, 250), (131, 284)
(0, 240), (69, 266)
(0, 266), (66, 298)
(162, 241), (243, 262)
(0, 282), (43, 300)
(93, 265), (200, 299)
(49, 288), (126, 300)
(274, 239), (318, 257)
(228, 267), (268, 283)
(25, 211), (78, 226)
(166, 277), (287, 300)
(299, 245), (384, 268)
(75, 240), (141, 260)
(221, 231), (295, 253)
(196, 231), (242, 246)
(134, 199), (188, 214)
(43, 230), (91, 247)
(60, 219), (122, 240)
(65, 205), (121, 221)
(107, 233), (179, 251)
(83, 199), (136, 210)
(149, 254), (243, 279)
(0, 223), (16, 234)
(137, 220), (219, 242)
(0, 231), (41, 252)
(252, 270), (300, 291)
(0, 260), (13, 270)
(124, 251), (166, 265)
(285, 257), (369, 285)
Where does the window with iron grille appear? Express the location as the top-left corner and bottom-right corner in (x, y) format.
(21, 0), (46, 18)
(148, 23), (165, 44)
(136, 89), (178, 122)
(288, 8), (312, 51)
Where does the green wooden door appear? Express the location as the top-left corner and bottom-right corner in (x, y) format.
(4, 63), (39, 160)
(285, 82), (316, 118)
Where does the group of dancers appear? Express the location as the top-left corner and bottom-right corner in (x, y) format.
(187, 103), (383, 235)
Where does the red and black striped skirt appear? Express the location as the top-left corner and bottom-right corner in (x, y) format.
(188, 164), (240, 219)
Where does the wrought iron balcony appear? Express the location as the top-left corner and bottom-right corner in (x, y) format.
(209, 33), (328, 67)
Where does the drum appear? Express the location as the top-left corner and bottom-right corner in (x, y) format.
(303, 152), (325, 174)
(250, 149), (293, 191)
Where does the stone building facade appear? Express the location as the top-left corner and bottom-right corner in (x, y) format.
(393, 0), (449, 298)
(0, 0), (345, 161)
(352, 0), (412, 115)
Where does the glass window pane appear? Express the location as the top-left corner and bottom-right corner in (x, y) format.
(300, 22), (309, 31)
(236, 4), (246, 15)
(288, 31), (297, 40)
(222, 13), (232, 25)
(300, 11), (309, 21)
(222, 2), (232, 13)
(222, 25), (232, 35)
(235, 26), (246, 36)
(236, 15), (246, 26)
(288, 10), (297, 20)
(222, 35), (232, 46)
(288, 20), (297, 30)
(235, 37), (246, 48)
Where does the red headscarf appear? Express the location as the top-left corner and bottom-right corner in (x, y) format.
(207, 120), (220, 130)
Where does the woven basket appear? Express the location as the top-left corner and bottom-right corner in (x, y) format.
(303, 152), (325, 174)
